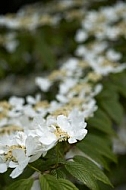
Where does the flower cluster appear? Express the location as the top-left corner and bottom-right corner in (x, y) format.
(0, 0), (86, 31)
(0, 98), (88, 178)
(0, 0), (126, 183)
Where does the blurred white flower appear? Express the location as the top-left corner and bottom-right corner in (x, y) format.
(9, 96), (24, 109)
(75, 29), (88, 42)
(82, 99), (98, 118)
(59, 78), (78, 95)
(106, 49), (122, 61)
(35, 77), (52, 92)
(26, 94), (41, 105)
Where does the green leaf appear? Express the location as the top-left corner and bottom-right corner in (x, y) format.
(110, 71), (126, 98)
(5, 179), (33, 190)
(76, 142), (110, 170)
(65, 161), (99, 190)
(51, 168), (66, 179)
(96, 83), (118, 100)
(58, 178), (78, 190)
(74, 156), (112, 186)
(100, 99), (123, 124)
(83, 134), (117, 162)
(35, 31), (56, 70)
(88, 108), (114, 135)
(39, 174), (61, 190)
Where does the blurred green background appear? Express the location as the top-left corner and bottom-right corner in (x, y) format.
(0, 1), (126, 189)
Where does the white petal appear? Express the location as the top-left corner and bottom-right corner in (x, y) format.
(39, 133), (57, 145)
(29, 152), (42, 163)
(12, 149), (26, 162)
(68, 137), (77, 144)
(9, 161), (18, 168)
(0, 163), (7, 173)
(57, 115), (70, 131)
(10, 166), (23, 178)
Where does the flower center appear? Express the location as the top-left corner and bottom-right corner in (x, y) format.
(54, 126), (69, 142)
(4, 145), (25, 162)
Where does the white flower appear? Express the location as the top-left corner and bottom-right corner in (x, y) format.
(87, 56), (125, 76)
(75, 29), (88, 42)
(106, 49), (121, 62)
(8, 96), (24, 117)
(61, 58), (78, 71)
(35, 77), (52, 92)
(59, 78), (78, 95)
(49, 100), (62, 113)
(82, 98), (98, 118)
(9, 96), (24, 109)
(101, 6), (118, 22)
(61, 58), (80, 77)
(0, 131), (43, 178)
(56, 94), (69, 103)
(23, 105), (37, 118)
(75, 45), (87, 57)
(26, 94), (41, 105)
(28, 116), (58, 150)
(57, 109), (87, 144)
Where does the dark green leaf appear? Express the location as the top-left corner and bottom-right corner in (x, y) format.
(51, 168), (66, 179)
(39, 174), (61, 190)
(58, 178), (78, 190)
(83, 134), (117, 162)
(65, 161), (99, 190)
(74, 156), (112, 186)
(88, 109), (114, 135)
(76, 142), (110, 170)
(100, 100), (123, 124)
(35, 31), (56, 70)
(5, 179), (33, 190)
(110, 71), (126, 98)
(96, 83), (118, 100)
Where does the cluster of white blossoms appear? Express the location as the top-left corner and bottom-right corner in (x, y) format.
(0, 0), (86, 31)
(0, 0), (126, 183)
(75, 1), (126, 41)
(75, 1), (126, 76)
(0, 95), (88, 178)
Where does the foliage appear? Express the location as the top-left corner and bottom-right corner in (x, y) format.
(0, 0), (126, 190)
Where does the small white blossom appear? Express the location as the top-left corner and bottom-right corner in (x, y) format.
(82, 99), (98, 118)
(59, 78), (78, 95)
(35, 77), (52, 92)
(9, 96), (24, 108)
(106, 49), (122, 62)
(26, 94), (41, 105)
(75, 29), (88, 42)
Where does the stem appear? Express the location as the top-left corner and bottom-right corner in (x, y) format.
(28, 164), (41, 173)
